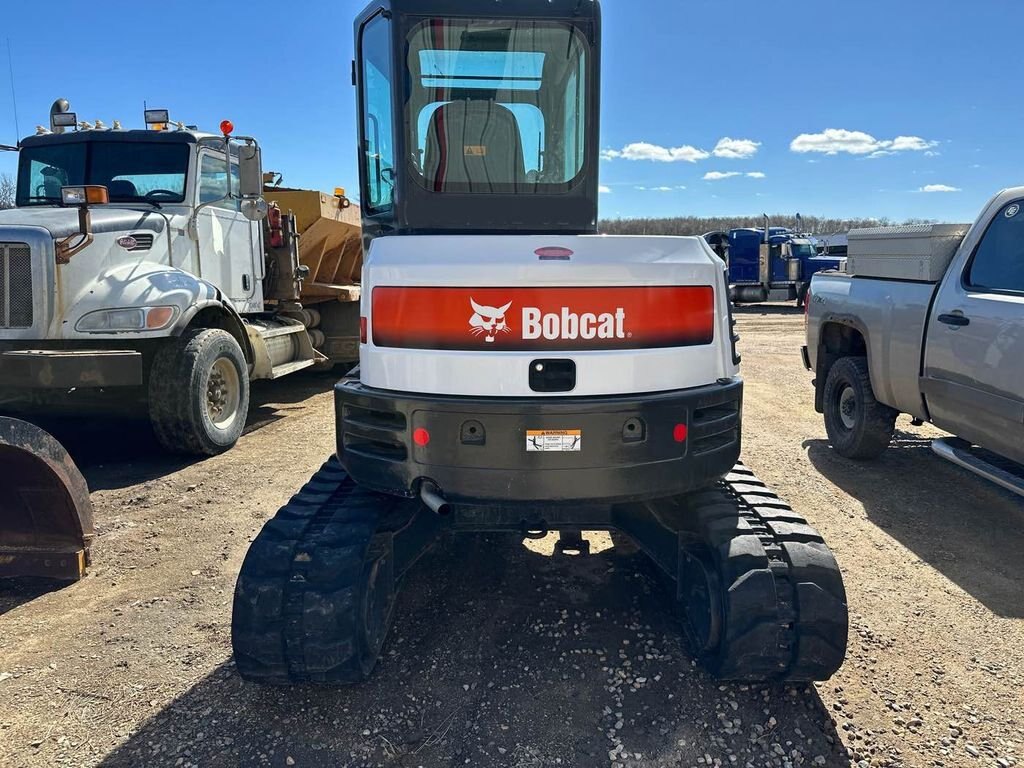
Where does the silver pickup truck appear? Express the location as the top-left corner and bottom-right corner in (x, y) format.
(803, 188), (1024, 495)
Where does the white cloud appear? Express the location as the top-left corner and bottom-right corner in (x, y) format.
(790, 128), (938, 156)
(889, 135), (938, 152)
(712, 137), (761, 159)
(704, 171), (765, 180)
(599, 185), (612, 194)
(652, 186), (674, 192)
(676, 185), (687, 190)
(704, 171), (742, 181)
(920, 184), (961, 193)
(603, 141), (710, 163)
(634, 185), (647, 191)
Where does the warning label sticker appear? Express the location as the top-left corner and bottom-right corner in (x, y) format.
(526, 429), (582, 452)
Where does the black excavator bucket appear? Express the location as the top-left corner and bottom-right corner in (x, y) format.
(0, 417), (94, 581)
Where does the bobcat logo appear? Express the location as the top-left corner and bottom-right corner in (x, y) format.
(469, 298), (513, 343)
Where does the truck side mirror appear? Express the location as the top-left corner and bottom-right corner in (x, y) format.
(238, 143), (263, 199)
(237, 143), (267, 221)
(240, 198), (269, 222)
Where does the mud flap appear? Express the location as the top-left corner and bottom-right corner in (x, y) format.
(0, 417), (95, 581)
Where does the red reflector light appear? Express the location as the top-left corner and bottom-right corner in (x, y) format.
(220, 119), (234, 136)
(413, 428), (430, 447)
(359, 317), (367, 344)
(673, 423), (688, 443)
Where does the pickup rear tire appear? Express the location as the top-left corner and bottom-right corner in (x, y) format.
(823, 356), (897, 459)
(149, 329), (250, 456)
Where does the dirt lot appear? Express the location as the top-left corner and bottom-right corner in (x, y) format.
(1, 307), (1022, 768)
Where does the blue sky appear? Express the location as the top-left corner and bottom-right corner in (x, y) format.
(0, 0), (1017, 223)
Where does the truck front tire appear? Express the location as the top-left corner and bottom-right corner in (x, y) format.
(149, 329), (250, 456)
(822, 356), (896, 460)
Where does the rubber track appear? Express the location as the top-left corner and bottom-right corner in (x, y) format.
(684, 463), (849, 682)
(232, 456), (403, 685)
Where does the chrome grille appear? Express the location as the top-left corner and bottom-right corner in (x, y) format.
(123, 233), (154, 251)
(0, 243), (33, 329)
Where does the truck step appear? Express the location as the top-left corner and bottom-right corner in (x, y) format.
(268, 358), (316, 379)
(931, 438), (1024, 498)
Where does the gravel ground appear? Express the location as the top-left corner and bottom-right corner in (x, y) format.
(0, 306), (1021, 768)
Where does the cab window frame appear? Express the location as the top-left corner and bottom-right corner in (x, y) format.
(962, 198), (1024, 297)
(358, 10), (396, 215)
(196, 149), (241, 211)
(403, 17), (591, 196)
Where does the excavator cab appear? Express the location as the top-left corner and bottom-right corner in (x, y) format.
(354, 0), (602, 244)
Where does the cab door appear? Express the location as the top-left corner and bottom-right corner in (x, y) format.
(922, 195), (1024, 464)
(194, 150), (259, 309)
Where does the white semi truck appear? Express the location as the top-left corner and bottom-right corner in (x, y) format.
(0, 104), (362, 455)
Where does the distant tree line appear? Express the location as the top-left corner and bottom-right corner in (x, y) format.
(599, 214), (938, 237)
(0, 174), (14, 209)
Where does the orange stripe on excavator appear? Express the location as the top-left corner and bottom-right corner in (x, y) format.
(371, 285), (715, 351)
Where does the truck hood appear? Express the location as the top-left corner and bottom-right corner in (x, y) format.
(0, 207), (166, 239)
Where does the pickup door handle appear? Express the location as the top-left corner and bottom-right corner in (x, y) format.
(937, 313), (970, 327)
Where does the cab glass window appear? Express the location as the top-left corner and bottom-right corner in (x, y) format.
(198, 153), (240, 209)
(361, 13), (395, 212)
(966, 200), (1024, 293)
(406, 19), (588, 194)
(16, 141), (187, 205)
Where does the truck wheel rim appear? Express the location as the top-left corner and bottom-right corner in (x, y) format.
(839, 386), (858, 430)
(207, 358), (241, 430)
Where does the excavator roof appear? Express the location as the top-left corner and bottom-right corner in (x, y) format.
(359, 0), (600, 22)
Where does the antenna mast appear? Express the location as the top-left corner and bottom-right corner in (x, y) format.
(6, 38), (20, 142)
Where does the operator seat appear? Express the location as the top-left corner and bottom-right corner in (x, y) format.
(107, 180), (139, 200)
(423, 100), (526, 192)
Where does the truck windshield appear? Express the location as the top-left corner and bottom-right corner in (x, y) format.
(405, 18), (588, 194)
(16, 141), (189, 206)
(791, 243), (816, 258)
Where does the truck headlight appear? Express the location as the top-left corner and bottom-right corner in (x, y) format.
(76, 306), (178, 332)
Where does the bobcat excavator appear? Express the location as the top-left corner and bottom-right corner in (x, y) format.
(231, 0), (849, 684)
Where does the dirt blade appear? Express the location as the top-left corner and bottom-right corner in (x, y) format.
(0, 417), (95, 581)
(231, 455), (438, 686)
(676, 463), (849, 682)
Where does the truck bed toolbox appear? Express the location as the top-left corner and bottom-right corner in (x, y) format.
(847, 223), (970, 281)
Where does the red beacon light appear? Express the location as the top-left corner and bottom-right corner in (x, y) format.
(219, 119), (234, 136)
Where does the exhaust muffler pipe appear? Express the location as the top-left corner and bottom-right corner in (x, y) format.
(420, 481), (451, 516)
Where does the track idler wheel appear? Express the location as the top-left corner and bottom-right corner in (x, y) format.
(0, 417), (94, 581)
(231, 456), (437, 685)
(677, 464), (848, 682)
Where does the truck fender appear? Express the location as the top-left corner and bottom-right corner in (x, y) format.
(813, 316), (871, 413)
(174, 294), (255, 365)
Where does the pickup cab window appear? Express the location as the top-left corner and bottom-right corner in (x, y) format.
(966, 200), (1024, 293)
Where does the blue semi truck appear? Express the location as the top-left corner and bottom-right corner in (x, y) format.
(704, 217), (844, 306)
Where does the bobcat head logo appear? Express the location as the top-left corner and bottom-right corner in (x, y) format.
(469, 298), (513, 343)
